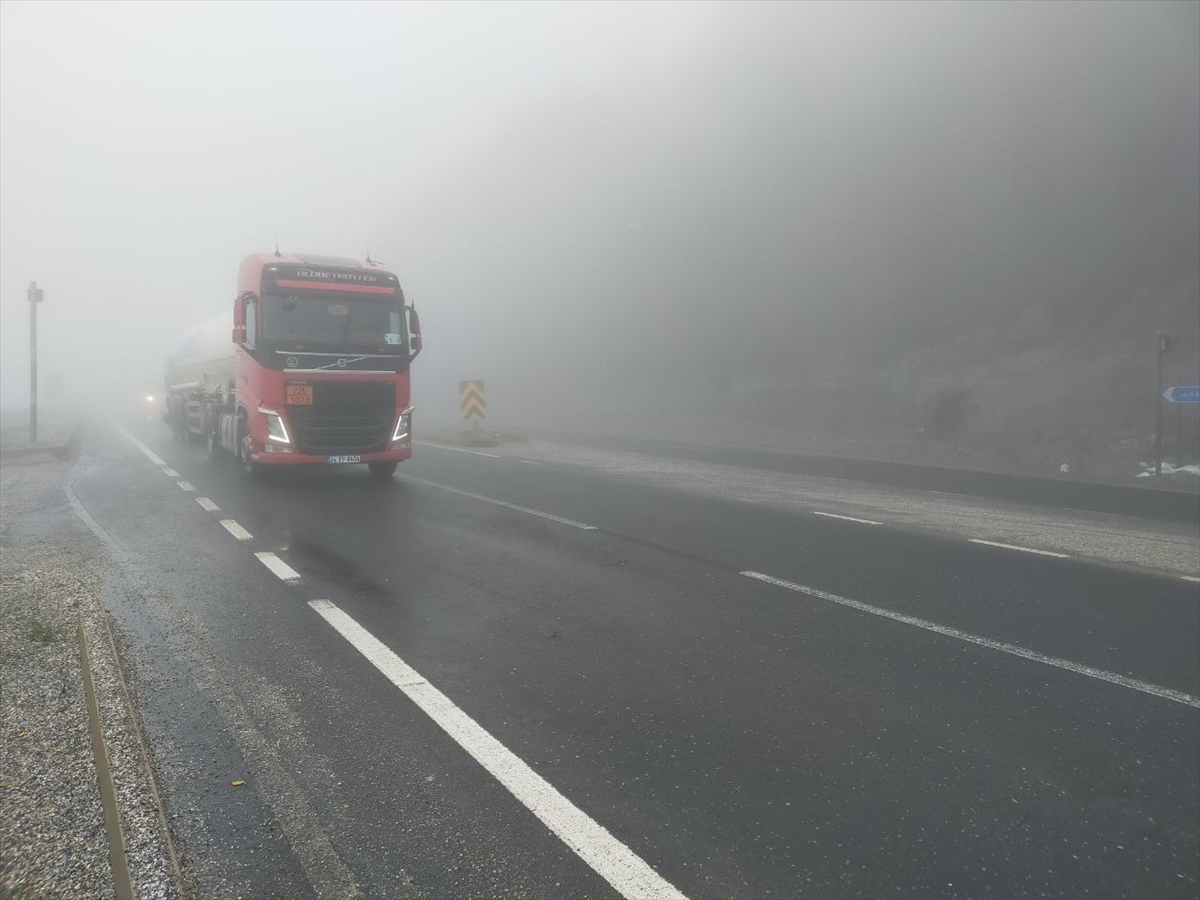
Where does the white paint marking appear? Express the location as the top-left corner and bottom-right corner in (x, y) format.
(812, 511), (882, 525)
(255, 551), (302, 582)
(740, 570), (1200, 708)
(520, 459), (543, 465)
(415, 440), (501, 458)
(219, 519), (253, 541)
(195, 497), (220, 512)
(176, 481), (196, 492)
(969, 539), (1068, 558)
(308, 599), (686, 900)
(1182, 575), (1200, 584)
(406, 476), (597, 530)
(112, 421), (167, 467)
(162, 468), (181, 478)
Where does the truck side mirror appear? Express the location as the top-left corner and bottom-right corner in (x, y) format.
(233, 294), (251, 345)
(407, 307), (423, 360)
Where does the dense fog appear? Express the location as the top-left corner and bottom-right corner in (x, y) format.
(2, 1), (1197, 472)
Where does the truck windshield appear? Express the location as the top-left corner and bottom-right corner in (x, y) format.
(261, 293), (406, 353)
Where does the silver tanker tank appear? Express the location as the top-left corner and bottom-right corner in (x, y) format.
(165, 311), (235, 397)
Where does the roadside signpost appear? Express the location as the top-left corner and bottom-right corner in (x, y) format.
(1162, 386), (1200, 404)
(459, 380), (487, 429)
(1154, 333), (1181, 476)
(1163, 385), (1200, 471)
(29, 281), (43, 443)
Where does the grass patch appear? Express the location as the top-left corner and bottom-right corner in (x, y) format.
(0, 885), (65, 900)
(26, 619), (58, 645)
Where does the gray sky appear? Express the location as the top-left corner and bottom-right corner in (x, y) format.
(0, 0), (718, 407)
(2, 0), (1196, 426)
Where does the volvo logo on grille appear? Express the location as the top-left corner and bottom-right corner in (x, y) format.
(286, 356), (299, 368)
(337, 358), (348, 368)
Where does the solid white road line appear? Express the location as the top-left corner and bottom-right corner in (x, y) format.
(176, 481), (196, 492)
(219, 519), (253, 541)
(968, 539), (1069, 558)
(163, 468), (181, 478)
(255, 551), (302, 582)
(740, 570), (1200, 708)
(812, 511), (882, 525)
(415, 441), (502, 458)
(1182, 575), (1200, 584)
(308, 599), (687, 900)
(406, 476), (597, 530)
(195, 497), (220, 512)
(113, 421), (167, 467)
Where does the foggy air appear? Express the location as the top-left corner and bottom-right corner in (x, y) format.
(3, 4), (1200, 900)
(2, 1), (1197, 481)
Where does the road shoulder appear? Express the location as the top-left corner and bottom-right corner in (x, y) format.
(1, 459), (180, 900)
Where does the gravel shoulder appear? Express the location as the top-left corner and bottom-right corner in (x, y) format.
(1, 458), (180, 900)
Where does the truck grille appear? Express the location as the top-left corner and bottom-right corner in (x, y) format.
(286, 381), (395, 455)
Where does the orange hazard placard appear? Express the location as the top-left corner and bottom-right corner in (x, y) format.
(286, 384), (313, 405)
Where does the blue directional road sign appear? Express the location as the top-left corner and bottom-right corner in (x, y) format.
(1163, 385), (1200, 404)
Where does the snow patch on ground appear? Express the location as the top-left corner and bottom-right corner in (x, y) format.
(1137, 463), (1200, 478)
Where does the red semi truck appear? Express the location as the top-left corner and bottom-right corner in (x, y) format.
(164, 252), (422, 477)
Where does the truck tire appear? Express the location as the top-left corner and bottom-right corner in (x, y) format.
(205, 414), (222, 462)
(238, 418), (261, 478)
(368, 461), (398, 478)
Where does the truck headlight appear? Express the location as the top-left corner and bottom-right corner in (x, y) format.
(391, 408), (413, 444)
(258, 408), (291, 444)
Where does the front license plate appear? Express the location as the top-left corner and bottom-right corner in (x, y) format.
(326, 455), (361, 464)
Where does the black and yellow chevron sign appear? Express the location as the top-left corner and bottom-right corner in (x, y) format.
(459, 379), (487, 420)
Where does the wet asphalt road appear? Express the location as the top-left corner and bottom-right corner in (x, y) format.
(69, 416), (1199, 899)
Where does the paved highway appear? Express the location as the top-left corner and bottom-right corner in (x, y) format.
(66, 416), (1199, 899)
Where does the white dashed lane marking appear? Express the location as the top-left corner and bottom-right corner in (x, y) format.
(968, 539), (1069, 558)
(309, 599), (687, 900)
(255, 551), (302, 582)
(176, 481), (196, 492)
(740, 570), (1200, 708)
(195, 497), (220, 512)
(220, 519), (254, 541)
(415, 441), (502, 458)
(812, 511), (882, 525)
(405, 476), (597, 530)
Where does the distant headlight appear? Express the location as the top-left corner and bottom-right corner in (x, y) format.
(145, 394), (155, 403)
(258, 408), (291, 444)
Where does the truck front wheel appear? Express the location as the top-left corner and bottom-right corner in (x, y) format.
(368, 461), (398, 478)
(238, 419), (260, 478)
